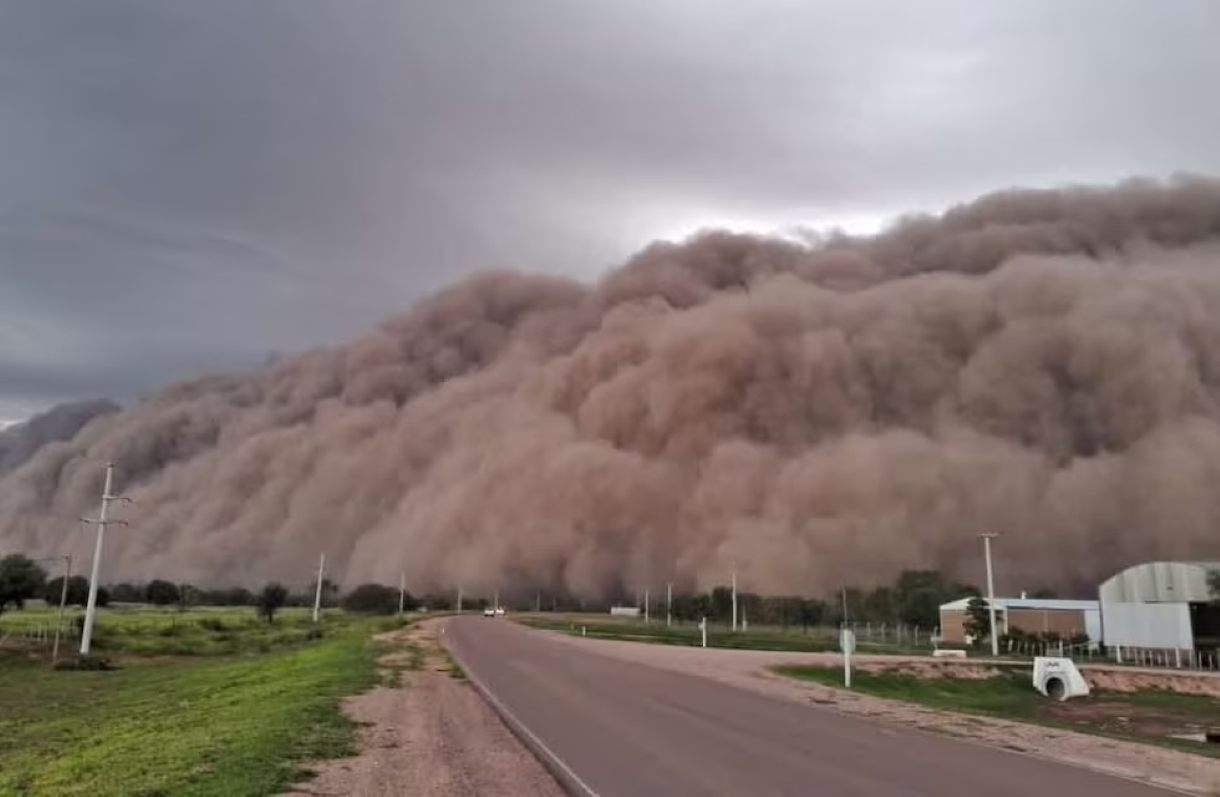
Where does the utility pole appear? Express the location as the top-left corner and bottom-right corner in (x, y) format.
(980, 533), (1000, 657)
(841, 586), (849, 628)
(457, 586), (463, 613)
(731, 570), (738, 632)
(644, 588), (649, 624)
(666, 582), (672, 627)
(312, 553), (325, 623)
(398, 571), (406, 616)
(80, 463), (128, 656)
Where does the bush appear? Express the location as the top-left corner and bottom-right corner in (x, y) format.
(257, 583), (288, 623)
(341, 583), (402, 615)
(145, 580), (181, 606)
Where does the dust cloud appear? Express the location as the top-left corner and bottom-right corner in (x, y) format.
(4, 175), (1220, 600)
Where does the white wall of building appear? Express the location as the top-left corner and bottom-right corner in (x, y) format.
(1101, 602), (1194, 650)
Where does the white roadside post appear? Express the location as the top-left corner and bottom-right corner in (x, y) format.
(841, 626), (856, 688)
(700, 615), (707, 648)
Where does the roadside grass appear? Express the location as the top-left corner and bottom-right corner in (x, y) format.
(0, 612), (412, 796)
(516, 614), (936, 655)
(774, 664), (1220, 758)
(0, 604), (355, 658)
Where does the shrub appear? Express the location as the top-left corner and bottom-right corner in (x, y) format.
(340, 583), (401, 615)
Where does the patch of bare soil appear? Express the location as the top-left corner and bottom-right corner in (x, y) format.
(1085, 667), (1220, 698)
(283, 620), (563, 797)
(539, 629), (1220, 795)
(1043, 699), (1215, 740)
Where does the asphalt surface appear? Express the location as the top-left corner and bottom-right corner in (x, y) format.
(444, 616), (1182, 797)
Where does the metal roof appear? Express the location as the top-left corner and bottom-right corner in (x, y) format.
(1098, 561), (1220, 604)
(939, 597), (1099, 612)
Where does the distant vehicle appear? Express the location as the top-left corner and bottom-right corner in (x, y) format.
(483, 607), (496, 617)
(495, 606), (505, 616)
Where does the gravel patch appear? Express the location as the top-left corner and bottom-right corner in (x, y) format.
(283, 621), (563, 797)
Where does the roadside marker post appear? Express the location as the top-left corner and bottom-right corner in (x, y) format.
(841, 628), (856, 688)
(700, 616), (707, 648)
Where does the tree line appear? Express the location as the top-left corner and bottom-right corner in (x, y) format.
(5, 552), (1080, 631)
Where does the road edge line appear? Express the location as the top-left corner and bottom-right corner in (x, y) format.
(444, 621), (601, 797)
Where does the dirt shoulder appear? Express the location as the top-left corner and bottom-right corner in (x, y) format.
(283, 619), (563, 797)
(538, 628), (1220, 795)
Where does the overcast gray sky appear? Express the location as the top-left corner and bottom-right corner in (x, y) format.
(2, 0), (1218, 421)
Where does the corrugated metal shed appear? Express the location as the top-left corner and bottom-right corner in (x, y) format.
(1098, 561), (1220, 604)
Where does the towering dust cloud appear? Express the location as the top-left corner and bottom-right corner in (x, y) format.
(4, 175), (1220, 599)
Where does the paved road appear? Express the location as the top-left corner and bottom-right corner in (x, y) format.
(444, 616), (1181, 797)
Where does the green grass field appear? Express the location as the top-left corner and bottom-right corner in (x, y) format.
(774, 664), (1220, 758)
(515, 613), (933, 655)
(0, 605), (411, 796)
(0, 604), (357, 658)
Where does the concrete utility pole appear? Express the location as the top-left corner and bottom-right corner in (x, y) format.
(980, 533), (1000, 657)
(644, 588), (649, 624)
(312, 554), (326, 623)
(457, 586), (463, 613)
(80, 463), (128, 656)
(666, 582), (672, 628)
(731, 570), (738, 632)
(399, 571), (406, 616)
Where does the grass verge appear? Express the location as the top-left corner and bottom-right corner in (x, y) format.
(0, 621), (386, 796)
(774, 663), (1220, 758)
(516, 614), (934, 656)
(517, 615), (843, 653)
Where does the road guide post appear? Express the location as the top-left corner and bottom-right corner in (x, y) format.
(841, 627), (856, 688)
(700, 616), (707, 648)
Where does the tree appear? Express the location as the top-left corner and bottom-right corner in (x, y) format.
(342, 583), (412, 614)
(145, 579), (180, 606)
(177, 583), (196, 612)
(0, 554), (47, 616)
(894, 570), (979, 628)
(963, 597), (993, 647)
(709, 585), (734, 621)
(320, 578), (341, 608)
(43, 575), (91, 607)
(257, 582), (288, 623)
(109, 582), (143, 603)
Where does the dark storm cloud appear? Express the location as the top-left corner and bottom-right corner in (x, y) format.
(1, 0), (1219, 418)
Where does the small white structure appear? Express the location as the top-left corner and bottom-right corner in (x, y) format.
(1032, 657), (1090, 700)
(609, 605), (641, 617)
